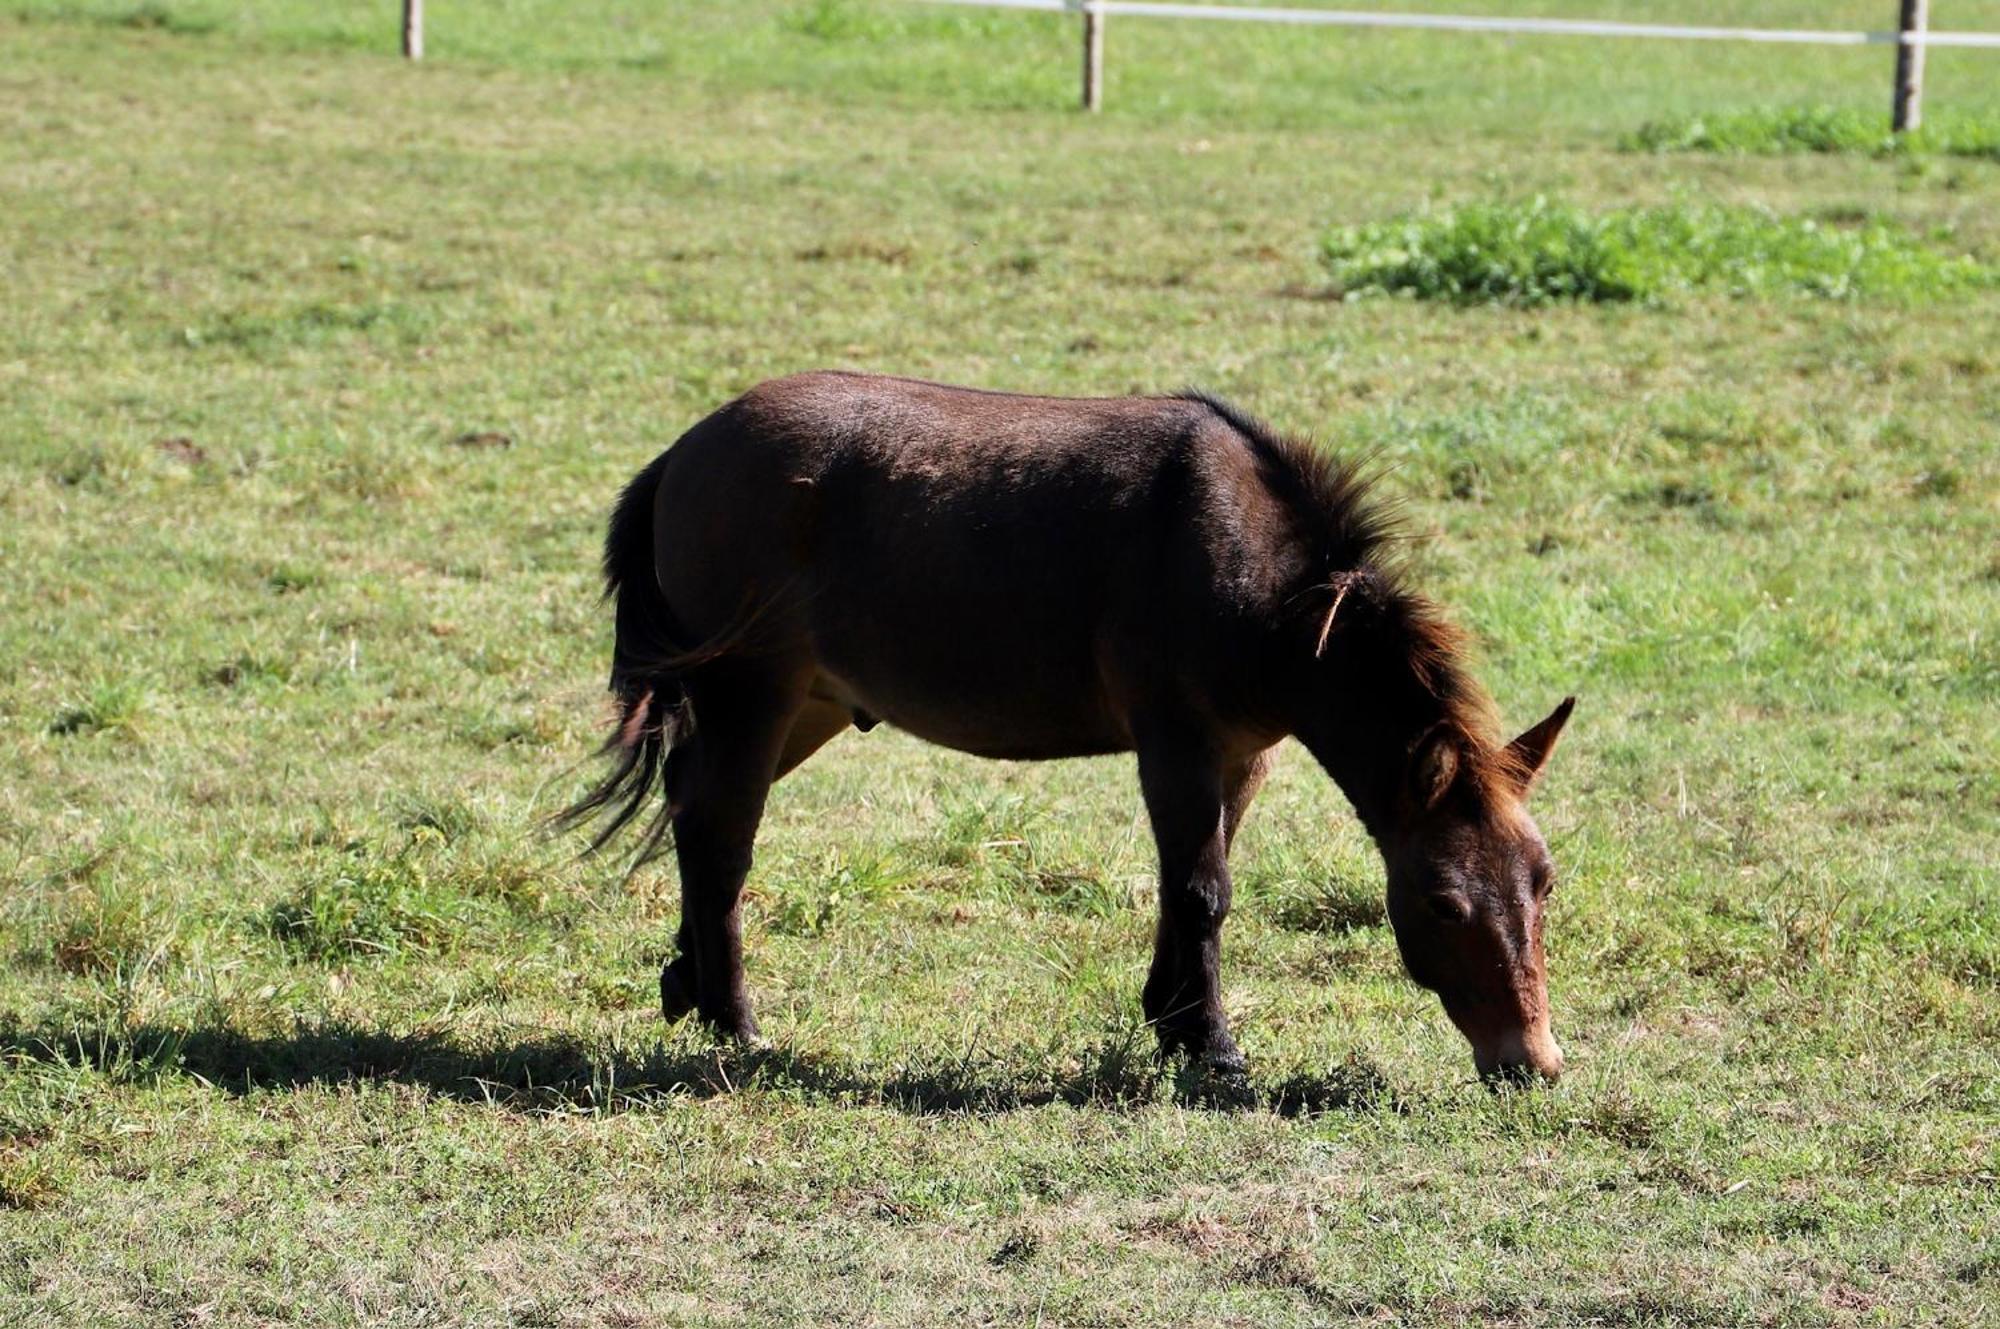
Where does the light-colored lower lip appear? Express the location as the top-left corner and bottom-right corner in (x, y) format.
(1474, 1026), (1565, 1082)
(1478, 1058), (1563, 1085)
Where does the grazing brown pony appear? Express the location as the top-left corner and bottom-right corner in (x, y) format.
(562, 373), (1575, 1084)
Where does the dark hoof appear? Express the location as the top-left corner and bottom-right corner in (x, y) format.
(1152, 1021), (1241, 1068)
(716, 1019), (764, 1048)
(698, 1003), (763, 1048)
(1152, 1023), (1252, 1105)
(1178, 1055), (1255, 1110)
(1204, 1048), (1249, 1080)
(660, 959), (696, 1024)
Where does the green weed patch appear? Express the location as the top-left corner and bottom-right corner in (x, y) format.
(1625, 105), (2000, 160)
(1321, 199), (1993, 305)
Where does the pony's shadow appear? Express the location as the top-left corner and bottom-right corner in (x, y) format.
(0, 1016), (1392, 1118)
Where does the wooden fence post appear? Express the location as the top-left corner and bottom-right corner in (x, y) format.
(403, 0), (424, 61)
(1081, 1), (1104, 112)
(1892, 0), (1928, 131)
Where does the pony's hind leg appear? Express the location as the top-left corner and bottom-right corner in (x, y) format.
(665, 666), (808, 1044)
(659, 690), (846, 1028)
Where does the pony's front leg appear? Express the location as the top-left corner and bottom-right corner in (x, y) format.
(1136, 732), (1245, 1078)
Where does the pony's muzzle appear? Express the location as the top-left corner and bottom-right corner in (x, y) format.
(1474, 1025), (1565, 1086)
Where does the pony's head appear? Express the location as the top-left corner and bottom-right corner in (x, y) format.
(1380, 698), (1575, 1084)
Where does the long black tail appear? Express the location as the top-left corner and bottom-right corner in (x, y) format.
(554, 451), (691, 867)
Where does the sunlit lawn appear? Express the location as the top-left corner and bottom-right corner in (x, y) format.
(1, 3), (1996, 1324)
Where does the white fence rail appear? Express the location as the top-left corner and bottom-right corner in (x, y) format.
(921, 0), (2000, 123)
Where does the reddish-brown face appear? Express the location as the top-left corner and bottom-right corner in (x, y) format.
(1383, 698), (1574, 1085)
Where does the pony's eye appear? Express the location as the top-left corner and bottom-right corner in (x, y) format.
(1532, 863), (1556, 899)
(1425, 891), (1473, 924)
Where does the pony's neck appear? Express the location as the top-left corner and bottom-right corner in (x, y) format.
(1291, 620), (1469, 843)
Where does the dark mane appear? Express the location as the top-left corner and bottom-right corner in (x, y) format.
(1175, 389), (1516, 784)
(1175, 388), (1394, 575)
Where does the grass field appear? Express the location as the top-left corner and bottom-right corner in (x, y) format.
(3, 2), (1998, 1324)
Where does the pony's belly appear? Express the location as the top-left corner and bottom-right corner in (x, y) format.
(890, 706), (1133, 761)
(808, 666), (1131, 761)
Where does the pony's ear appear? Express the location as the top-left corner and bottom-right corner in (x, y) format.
(1504, 696), (1576, 796)
(1411, 726), (1461, 810)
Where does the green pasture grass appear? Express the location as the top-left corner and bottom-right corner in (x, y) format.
(1, 2), (1997, 1325)
(1321, 198), (1997, 305)
(1627, 104), (2000, 160)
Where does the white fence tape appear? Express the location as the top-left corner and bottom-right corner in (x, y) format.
(925, 0), (2000, 49)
